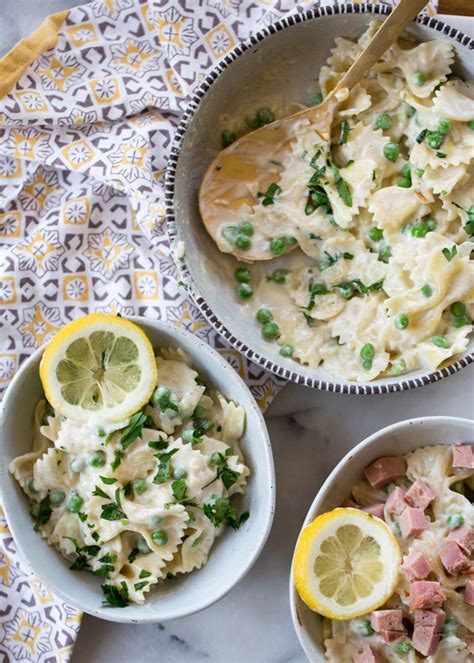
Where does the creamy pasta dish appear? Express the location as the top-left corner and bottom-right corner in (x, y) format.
(326, 444), (474, 662)
(213, 23), (474, 382)
(10, 347), (250, 607)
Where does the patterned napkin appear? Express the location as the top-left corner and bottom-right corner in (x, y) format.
(0, 0), (438, 660)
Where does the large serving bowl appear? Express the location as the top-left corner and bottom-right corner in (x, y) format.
(0, 317), (275, 623)
(165, 4), (474, 395)
(289, 415), (474, 662)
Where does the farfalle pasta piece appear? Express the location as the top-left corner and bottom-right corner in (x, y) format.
(391, 40), (454, 98)
(368, 186), (431, 232)
(433, 80), (474, 122)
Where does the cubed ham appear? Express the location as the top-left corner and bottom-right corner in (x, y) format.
(362, 504), (385, 520)
(404, 480), (436, 510)
(370, 609), (404, 632)
(412, 608), (445, 657)
(399, 507), (427, 538)
(400, 552), (432, 582)
(381, 630), (405, 643)
(353, 645), (385, 663)
(439, 541), (472, 576)
(464, 580), (474, 606)
(409, 581), (446, 610)
(385, 487), (407, 516)
(447, 525), (474, 554)
(465, 637), (474, 655)
(364, 456), (406, 488)
(452, 445), (474, 469)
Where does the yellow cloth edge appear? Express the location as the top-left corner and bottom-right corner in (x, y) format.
(0, 10), (68, 101)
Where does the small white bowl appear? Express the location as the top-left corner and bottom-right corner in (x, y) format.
(0, 317), (275, 623)
(289, 416), (474, 662)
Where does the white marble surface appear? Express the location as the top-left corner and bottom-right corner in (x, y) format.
(0, 3), (473, 662)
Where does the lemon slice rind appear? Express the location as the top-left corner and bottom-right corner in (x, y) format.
(40, 313), (157, 424)
(293, 507), (401, 620)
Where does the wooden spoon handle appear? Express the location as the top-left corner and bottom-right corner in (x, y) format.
(332, 0), (429, 96)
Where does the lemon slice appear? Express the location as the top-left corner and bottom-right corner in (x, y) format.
(40, 313), (157, 424)
(293, 508), (401, 620)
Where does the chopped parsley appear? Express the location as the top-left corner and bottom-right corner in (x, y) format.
(203, 496), (249, 530)
(203, 452), (240, 490)
(319, 251), (353, 272)
(153, 449), (178, 484)
(111, 450), (124, 471)
(139, 569), (152, 579)
(31, 497), (52, 532)
(442, 245), (457, 262)
(100, 489), (127, 521)
(256, 182), (282, 206)
(339, 120), (350, 145)
(148, 437), (168, 451)
(120, 411), (148, 450)
(100, 476), (117, 485)
(101, 582), (129, 608)
(92, 486), (109, 499)
(134, 581), (148, 591)
(329, 160), (352, 207)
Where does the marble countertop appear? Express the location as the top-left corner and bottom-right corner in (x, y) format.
(1, 3), (473, 662)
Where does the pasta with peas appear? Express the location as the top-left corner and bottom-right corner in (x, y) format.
(218, 22), (474, 382)
(9, 347), (250, 607)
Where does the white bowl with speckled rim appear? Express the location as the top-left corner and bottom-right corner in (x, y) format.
(165, 3), (474, 396)
(289, 416), (474, 662)
(0, 317), (275, 623)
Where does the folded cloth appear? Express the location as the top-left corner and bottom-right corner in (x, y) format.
(0, 0), (438, 661)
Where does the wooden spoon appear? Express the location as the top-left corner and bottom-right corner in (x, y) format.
(199, 0), (428, 261)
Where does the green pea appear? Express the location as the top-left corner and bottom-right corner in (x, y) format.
(415, 168), (425, 177)
(413, 72), (426, 86)
(446, 514), (464, 529)
(426, 131), (444, 150)
(256, 308), (273, 324)
(149, 515), (163, 527)
(173, 466), (187, 480)
(152, 530), (168, 545)
(360, 343), (375, 361)
(257, 107), (275, 124)
(285, 236), (297, 247)
(369, 227), (383, 242)
(375, 114), (392, 131)
(88, 451), (106, 468)
(426, 219), (437, 231)
(270, 269), (288, 284)
(443, 624), (458, 638)
(279, 344), (294, 358)
(383, 142), (399, 162)
(432, 335), (450, 348)
(395, 314), (409, 330)
(356, 619), (374, 636)
(411, 222), (428, 238)
(239, 220), (254, 237)
(30, 502), (41, 518)
(270, 238), (286, 255)
(438, 119), (451, 135)
(390, 359), (407, 376)
(238, 283), (253, 300)
(450, 301), (466, 318)
(221, 129), (236, 148)
(393, 642), (412, 655)
(245, 115), (260, 130)
(49, 489), (66, 505)
(67, 491), (84, 513)
(27, 478), (38, 494)
(362, 358), (373, 371)
(153, 386), (171, 408)
(336, 282), (354, 300)
(96, 427), (106, 437)
(70, 456), (86, 473)
(468, 120), (474, 131)
(421, 284), (433, 297)
(379, 244), (392, 261)
(234, 235), (251, 251)
(406, 104), (416, 118)
(453, 316), (470, 328)
(137, 536), (152, 554)
(397, 178), (411, 188)
(133, 479), (148, 495)
(262, 321), (280, 340)
(234, 267), (251, 283)
(222, 225), (239, 244)
(451, 480), (464, 495)
(182, 428), (196, 444)
(402, 164), (411, 179)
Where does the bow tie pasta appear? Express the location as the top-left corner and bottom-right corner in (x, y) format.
(218, 22), (474, 382)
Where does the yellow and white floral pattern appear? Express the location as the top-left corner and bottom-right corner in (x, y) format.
(0, 0), (438, 661)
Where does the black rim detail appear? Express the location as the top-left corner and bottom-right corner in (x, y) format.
(164, 3), (474, 395)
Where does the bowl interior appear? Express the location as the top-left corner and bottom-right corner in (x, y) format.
(170, 10), (474, 392)
(289, 416), (474, 662)
(0, 318), (275, 623)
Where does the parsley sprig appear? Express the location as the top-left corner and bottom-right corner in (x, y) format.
(153, 449), (178, 484)
(120, 411), (148, 450)
(203, 496), (249, 530)
(203, 452), (241, 490)
(100, 488), (127, 521)
(101, 581), (129, 608)
(256, 182), (282, 206)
